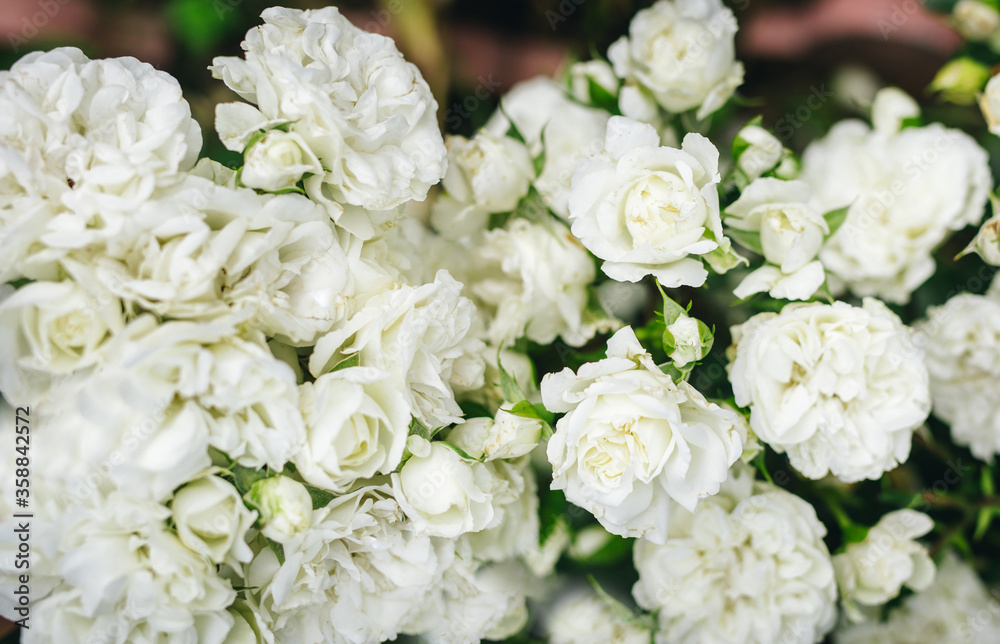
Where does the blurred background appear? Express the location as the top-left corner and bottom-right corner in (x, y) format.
(0, 0), (990, 640)
(0, 0), (978, 164)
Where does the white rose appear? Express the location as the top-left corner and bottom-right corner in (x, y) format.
(430, 131), (534, 239)
(608, 0), (744, 120)
(199, 334), (306, 470)
(0, 279), (123, 402)
(171, 474), (258, 566)
(392, 437), (497, 538)
(0, 47), (201, 280)
(734, 124), (787, 181)
(409, 552), (531, 644)
(726, 179), (828, 270)
(447, 409), (543, 461)
(295, 366), (410, 492)
(954, 0), (1000, 40)
(801, 91), (990, 303)
(485, 77), (610, 218)
(469, 217), (612, 347)
(834, 552), (1000, 644)
(916, 291), (1000, 461)
(309, 269), (485, 430)
(569, 116), (743, 287)
(90, 174), (352, 345)
(545, 587), (651, 644)
(462, 457), (540, 562)
(725, 178), (828, 300)
(633, 465), (837, 644)
(729, 299), (931, 482)
(981, 73), (1000, 135)
(543, 326), (744, 542)
(211, 7), (446, 237)
(247, 483), (450, 643)
(37, 383), (214, 502)
(240, 129), (323, 192)
(833, 510), (935, 621)
(870, 87), (920, 135)
(30, 493), (235, 644)
(246, 475), (314, 544)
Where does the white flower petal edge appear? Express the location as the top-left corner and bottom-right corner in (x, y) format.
(542, 326), (744, 543)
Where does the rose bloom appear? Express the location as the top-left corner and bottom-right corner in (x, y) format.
(569, 116), (742, 287)
(430, 131), (534, 240)
(295, 365), (410, 493)
(212, 7), (446, 238)
(391, 436), (498, 538)
(916, 288), (1000, 461)
(833, 509), (935, 622)
(724, 178), (828, 301)
(608, 0), (744, 120)
(484, 77), (610, 219)
(0, 47), (202, 282)
(801, 89), (990, 303)
(542, 326), (744, 542)
(729, 299), (931, 482)
(633, 465), (837, 644)
(834, 552), (1000, 644)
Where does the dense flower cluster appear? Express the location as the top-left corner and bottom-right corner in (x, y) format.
(3, 0), (1000, 642)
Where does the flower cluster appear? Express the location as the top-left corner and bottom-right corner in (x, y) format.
(4, 0), (1000, 643)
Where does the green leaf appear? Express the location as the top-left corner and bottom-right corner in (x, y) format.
(823, 206), (850, 239)
(409, 418), (435, 441)
(974, 507), (997, 541)
(726, 228), (763, 256)
(532, 148), (546, 177)
(330, 353), (360, 372)
(696, 320), (715, 354)
(654, 280), (687, 326)
(303, 484), (336, 511)
(841, 523), (871, 546)
(498, 350), (529, 404)
(586, 77), (620, 114)
(500, 103), (528, 145)
(230, 464), (273, 496)
(439, 441), (481, 461)
(263, 536), (285, 565)
(508, 399), (555, 437)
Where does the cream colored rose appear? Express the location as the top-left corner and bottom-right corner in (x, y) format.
(833, 509), (935, 622)
(543, 326), (744, 542)
(608, 0), (744, 119)
(245, 475), (314, 544)
(569, 116), (742, 287)
(294, 366), (410, 492)
(171, 474), (257, 566)
(729, 299), (930, 482)
(240, 130), (322, 192)
(392, 437), (498, 538)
